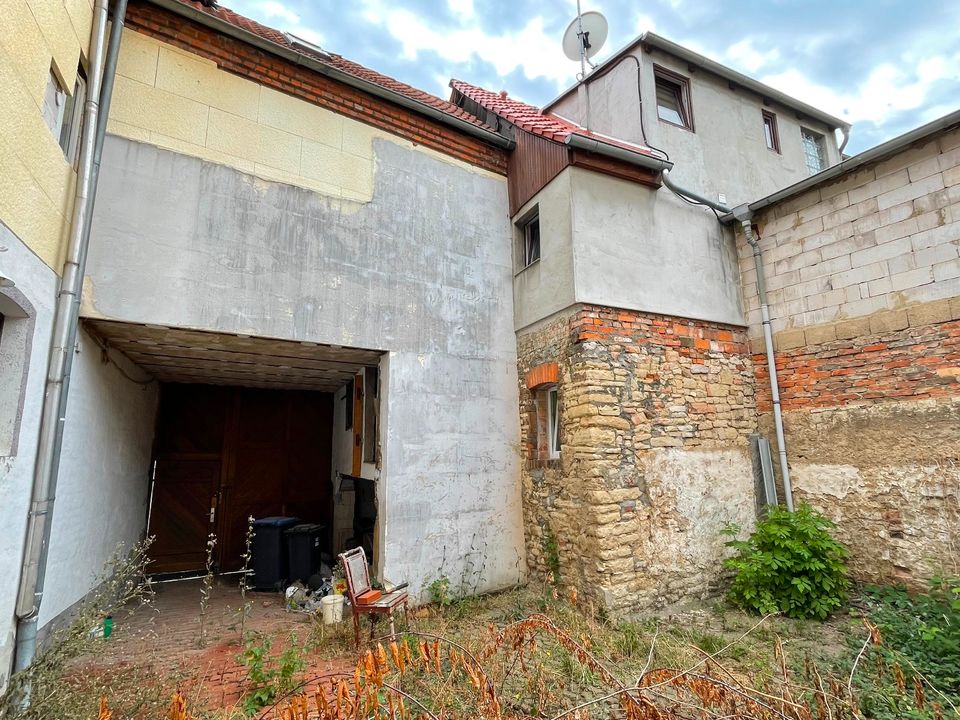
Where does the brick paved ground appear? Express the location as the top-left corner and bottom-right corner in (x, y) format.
(78, 576), (355, 715)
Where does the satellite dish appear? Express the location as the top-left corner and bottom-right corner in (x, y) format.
(562, 10), (608, 64)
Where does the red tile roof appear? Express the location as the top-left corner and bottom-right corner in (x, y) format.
(171, 0), (496, 132)
(450, 79), (661, 157)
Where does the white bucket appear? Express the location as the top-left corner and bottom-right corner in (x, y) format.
(321, 594), (344, 625)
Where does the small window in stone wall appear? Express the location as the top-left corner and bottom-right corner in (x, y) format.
(535, 385), (560, 461)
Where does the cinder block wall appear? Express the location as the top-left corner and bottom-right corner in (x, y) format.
(740, 126), (960, 586)
(517, 304), (756, 614)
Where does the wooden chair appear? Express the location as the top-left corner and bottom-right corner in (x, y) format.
(338, 547), (409, 648)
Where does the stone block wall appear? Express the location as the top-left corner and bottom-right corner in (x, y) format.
(517, 304), (757, 614)
(742, 123), (960, 587)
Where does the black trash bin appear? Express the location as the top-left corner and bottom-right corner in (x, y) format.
(285, 523), (326, 584)
(250, 516), (300, 590)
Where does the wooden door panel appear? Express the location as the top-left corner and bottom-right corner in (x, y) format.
(147, 458), (219, 573)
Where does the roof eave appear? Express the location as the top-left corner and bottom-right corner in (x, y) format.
(145, 0), (515, 150)
(564, 132), (673, 173)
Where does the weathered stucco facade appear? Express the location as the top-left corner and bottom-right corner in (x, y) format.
(742, 122), (960, 585)
(518, 305), (756, 613)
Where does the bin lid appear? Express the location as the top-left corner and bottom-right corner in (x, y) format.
(251, 516), (301, 527)
(285, 523), (326, 533)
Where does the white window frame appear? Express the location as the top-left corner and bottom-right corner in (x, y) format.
(59, 69), (87, 166)
(521, 213), (540, 269)
(546, 385), (560, 459)
(801, 128), (827, 175)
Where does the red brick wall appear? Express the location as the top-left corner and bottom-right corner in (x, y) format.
(125, 3), (508, 175)
(754, 317), (960, 412)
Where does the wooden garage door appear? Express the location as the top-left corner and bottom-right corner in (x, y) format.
(147, 384), (333, 574)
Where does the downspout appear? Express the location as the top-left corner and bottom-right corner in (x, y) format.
(731, 206), (795, 511)
(658, 169), (795, 511)
(12, 0), (124, 676)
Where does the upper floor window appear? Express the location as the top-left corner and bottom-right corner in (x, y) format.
(654, 66), (693, 131)
(518, 210), (540, 270)
(762, 110), (780, 153)
(802, 128), (827, 175)
(41, 64), (86, 166)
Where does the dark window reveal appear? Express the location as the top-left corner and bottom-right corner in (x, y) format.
(762, 110), (780, 153)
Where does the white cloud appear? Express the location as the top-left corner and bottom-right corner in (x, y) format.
(368, 6), (581, 89)
(447, 0), (474, 21)
(635, 13), (656, 34)
(255, 1), (300, 26)
(760, 49), (960, 126)
(725, 38), (779, 74)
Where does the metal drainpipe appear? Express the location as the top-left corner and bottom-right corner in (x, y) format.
(734, 210), (795, 511)
(12, 0), (121, 677)
(658, 170), (796, 511)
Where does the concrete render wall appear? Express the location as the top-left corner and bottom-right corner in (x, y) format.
(84, 135), (526, 600)
(743, 128), (960, 586)
(550, 49), (840, 208)
(569, 168), (744, 327)
(513, 167), (744, 332)
(0, 223), (157, 688)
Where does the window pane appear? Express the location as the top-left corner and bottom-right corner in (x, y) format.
(763, 118), (774, 148)
(548, 388), (559, 455)
(802, 130), (826, 174)
(656, 80), (684, 126)
(524, 217), (540, 266)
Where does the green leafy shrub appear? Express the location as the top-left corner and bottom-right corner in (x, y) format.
(861, 577), (960, 702)
(238, 631), (306, 716)
(722, 503), (848, 620)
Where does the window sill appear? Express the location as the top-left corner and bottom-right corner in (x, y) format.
(515, 258), (541, 277)
(658, 117), (694, 133)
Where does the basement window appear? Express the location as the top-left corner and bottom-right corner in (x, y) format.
(802, 128), (827, 175)
(517, 210), (541, 270)
(762, 110), (780, 153)
(654, 66), (693, 130)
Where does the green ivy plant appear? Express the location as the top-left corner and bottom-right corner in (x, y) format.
(722, 503), (849, 620)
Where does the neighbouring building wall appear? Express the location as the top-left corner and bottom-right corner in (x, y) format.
(84, 133), (525, 602)
(742, 126), (960, 585)
(0, 0), (91, 270)
(518, 304), (756, 614)
(0, 223), (157, 688)
(39, 327), (158, 627)
(549, 46), (841, 207)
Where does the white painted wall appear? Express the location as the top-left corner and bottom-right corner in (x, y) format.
(38, 327), (158, 626)
(0, 223), (157, 689)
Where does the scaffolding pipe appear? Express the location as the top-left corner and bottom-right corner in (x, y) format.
(13, 0), (125, 677)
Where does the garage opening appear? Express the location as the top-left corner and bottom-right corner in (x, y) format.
(84, 320), (384, 579)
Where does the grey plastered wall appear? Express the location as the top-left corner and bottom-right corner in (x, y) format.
(84, 135), (526, 599)
(0, 223), (156, 689)
(550, 46), (841, 207)
(512, 169), (576, 331)
(513, 167), (744, 329)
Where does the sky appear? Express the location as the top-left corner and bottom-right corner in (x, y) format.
(226, 0), (960, 155)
